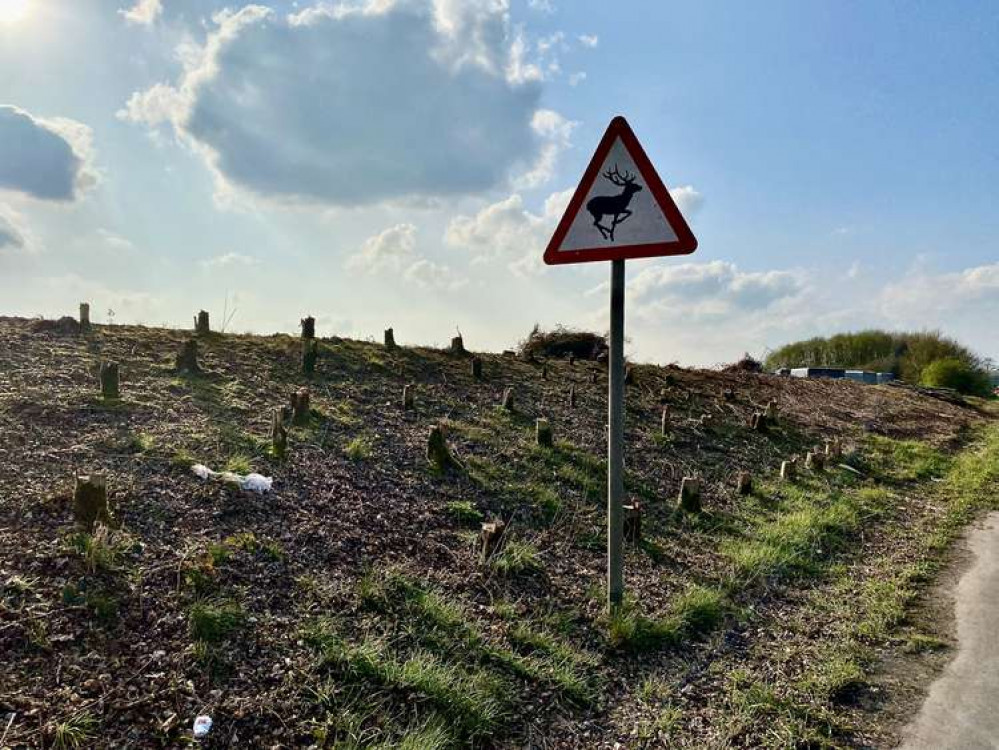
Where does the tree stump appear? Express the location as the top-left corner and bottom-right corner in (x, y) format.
(750, 412), (767, 432)
(302, 340), (318, 374)
(271, 407), (288, 458)
(471, 357), (483, 379)
(736, 471), (752, 495)
(806, 451), (825, 471)
(427, 424), (457, 472)
(403, 384), (415, 411)
(677, 477), (701, 513)
(568, 355), (576, 367)
(780, 460), (795, 481)
(479, 520), (507, 564)
(291, 387), (311, 424)
(194, 310), (210, 335)
(79, 303), (90, 331)
(74, 474), (111, 532)
(568, 385), (576, 407)
(764, 399), (778, 424)
(542, 365), (548, 380)
(624, 502), (642, 543)
(661, 407), (670, 436)
(384, 327), (396, 349)
(825, 438), (842, 459)
(625, 366), (634, 385)
(99, 361), (120, 399)
(590, 371), (598, 384)
(721, 388), (735, 401)
(536, 418), (553, 447)
(450, 334), (465, 354)
(175, 339), (200, 374)
(301, 316), (315, 340)
(501, 387), (514, 411)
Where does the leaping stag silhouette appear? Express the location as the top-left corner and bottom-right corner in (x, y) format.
(586, 165), (643, 241)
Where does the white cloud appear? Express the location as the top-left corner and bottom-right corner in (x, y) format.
(97, 228), (136, 254)
(199, 252), (261, 271)
(444, 187), (571, 275)
(578, 33), (598, 48)
(515, 109), (577, 188)
(404, 257), (468, 290)
(119, 1), (559, 207)
(0, 106), (98, 201)
(879, 263), (999, 322)
(527, 0), (556, 12)
(629, 260), (806, 322)
(346, 223), (418, 274)
(119, 0), (162, 26)
(348, 222), (467, 289)
(568, 71), (587, 86)
(669, 185), (704, 217)
(0, 206), (25, 250)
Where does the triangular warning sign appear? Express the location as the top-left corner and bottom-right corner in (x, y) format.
(544, 116), (697, 265)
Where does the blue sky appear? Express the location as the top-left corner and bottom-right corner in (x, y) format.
(1, 0), (996, 365)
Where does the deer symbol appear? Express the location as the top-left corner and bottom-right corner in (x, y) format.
(586, 165), (643, 241)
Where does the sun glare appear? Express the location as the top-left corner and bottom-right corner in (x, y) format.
(0, 0), (31, 25)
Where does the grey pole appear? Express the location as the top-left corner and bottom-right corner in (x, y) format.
(607, 259), (625, 610)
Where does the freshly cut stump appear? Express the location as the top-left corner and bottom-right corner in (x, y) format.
(302, 340), (318, 374)
(677, 476), (701, 513)
(271, 407), (288, 458)
(479, 520), (507, 564)
(624, 502), (642, 543)
(501, 387), (514, 412)
(736, 471), (752, 495)
(99, 361), (119, 399)
(536, 418), (553, 447)
(74, 474), (111, 532)
(427, 425), (457, 472)
(175, 339), (200, 374)
(194, 310), (210, 335)
(291, 387), (311, 424)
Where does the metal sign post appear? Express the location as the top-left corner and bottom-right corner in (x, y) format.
(543, 116), (697, 612)
(607, 258), (625, 609)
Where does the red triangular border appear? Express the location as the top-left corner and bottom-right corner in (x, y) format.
(543, 116), (698, 265)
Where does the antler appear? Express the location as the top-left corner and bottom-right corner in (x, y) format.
(603, 164), (636, 186)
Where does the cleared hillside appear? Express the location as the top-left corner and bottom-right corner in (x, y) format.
(0, 316), (997, 748)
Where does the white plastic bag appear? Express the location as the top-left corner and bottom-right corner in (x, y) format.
(193, 714), (212, 739)
(190, 463), (272, 493)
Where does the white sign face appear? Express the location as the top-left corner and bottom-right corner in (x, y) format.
(543, 116), (696, 265)
(558, 136), (679, 252)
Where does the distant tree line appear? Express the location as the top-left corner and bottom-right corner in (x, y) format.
(764, 329), (993, 396)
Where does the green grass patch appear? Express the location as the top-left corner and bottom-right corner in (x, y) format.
(445, 500), (484, 525)
(189, 600), (245, 643)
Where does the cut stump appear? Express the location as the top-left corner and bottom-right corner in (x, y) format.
(536, 418), (553, 447)
(194, 310), (210, 336)
(175, 339), (200, 374)
(678, 477), (701, 513)
(479, 520), (507, 564)
(301, 316), (315, 340)
(99, 361), (120, 399)
(74, 474), (111, 532)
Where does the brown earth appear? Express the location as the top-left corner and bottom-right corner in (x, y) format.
(0, 316), (989, 748)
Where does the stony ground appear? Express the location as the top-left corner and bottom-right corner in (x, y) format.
(0, 316), (995, 749)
